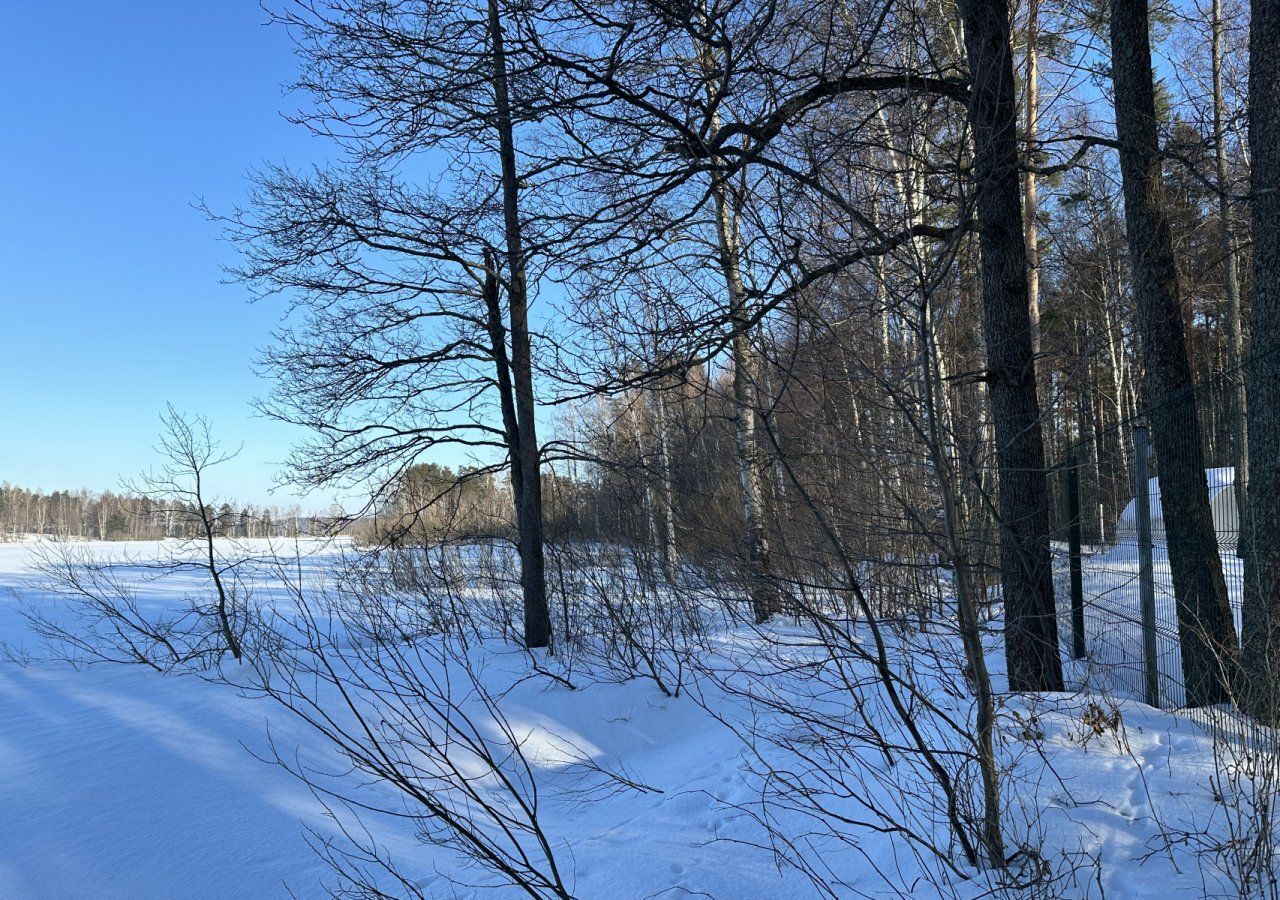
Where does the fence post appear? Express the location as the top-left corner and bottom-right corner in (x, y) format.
(1067, 453), (1087, 659)
(1134, 425), (1160, 707)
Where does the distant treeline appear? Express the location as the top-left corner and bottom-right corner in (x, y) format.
(0, 483), (312, 541)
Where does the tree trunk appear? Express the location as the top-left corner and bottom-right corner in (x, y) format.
(1075, 319), (1103, 544)
(1212, 0), (1250, 556)
(488, 0), (553, 650)
(717, 208), (778, 623)
(957, 0), (1064, 692)
(650, 384), (678, 580)
(1242, 0), (1280, 717)
(1110, 0), (1238, 706)
(697, 7), (777, 624)
(916, 271), (1005, 866)
(1024, 0), (1043, 359)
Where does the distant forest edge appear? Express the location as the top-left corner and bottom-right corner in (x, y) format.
(0, 483), (323, 542)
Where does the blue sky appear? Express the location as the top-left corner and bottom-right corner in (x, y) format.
(0, 2), (329, 506)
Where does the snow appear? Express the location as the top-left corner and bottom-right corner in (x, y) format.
(0, 541), (338, 900)
(0, 540), (1269, 898)
(1058, 537), (1244, 709)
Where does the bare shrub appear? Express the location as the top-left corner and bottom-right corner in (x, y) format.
(240, 552), (594, 899)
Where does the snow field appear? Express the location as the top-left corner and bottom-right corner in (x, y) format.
(0, 540), (1267, 898)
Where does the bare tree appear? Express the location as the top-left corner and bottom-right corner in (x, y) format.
(223, 0), (559, 648)
(27, 406), (254, 668)
(139, 406), (246, 659)
(486, 0), (553, 648)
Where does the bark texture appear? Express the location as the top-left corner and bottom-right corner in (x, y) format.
(1110, 0), (1238, 706)
(1242, 0), (1280, 716)
(1023, 0), (1042, 359)
(957, 0), (1063, 692)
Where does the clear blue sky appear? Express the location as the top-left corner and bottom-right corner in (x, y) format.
(0, 2), (329, 506)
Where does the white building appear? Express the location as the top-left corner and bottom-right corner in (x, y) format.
(1117, 466), (1240, 547)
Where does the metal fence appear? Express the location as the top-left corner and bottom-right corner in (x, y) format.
(1049, 366), (1249, 709)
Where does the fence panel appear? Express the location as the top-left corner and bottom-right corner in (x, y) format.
(1049, 367), (1247, 709)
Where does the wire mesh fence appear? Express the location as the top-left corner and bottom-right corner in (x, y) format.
(1048, 363), (1250, 709)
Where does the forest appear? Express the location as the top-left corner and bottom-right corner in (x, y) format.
(5, 0), (1280, 896)
(0, 483), (310, 541)
(232, 0), (1276, 710)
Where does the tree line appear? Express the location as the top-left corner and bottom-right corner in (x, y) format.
(0, 482), (310, 542)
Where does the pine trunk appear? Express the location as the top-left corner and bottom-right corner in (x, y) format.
(1242, 0), (1280, 717)
(957, 0), (1064, 692)
(1110, 0), (1239, 706)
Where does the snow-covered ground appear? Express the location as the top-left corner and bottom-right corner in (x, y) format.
(1058, 539), (1245, 708)
(0, 540), (1268, 898)
(0, 540), (341, 899)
